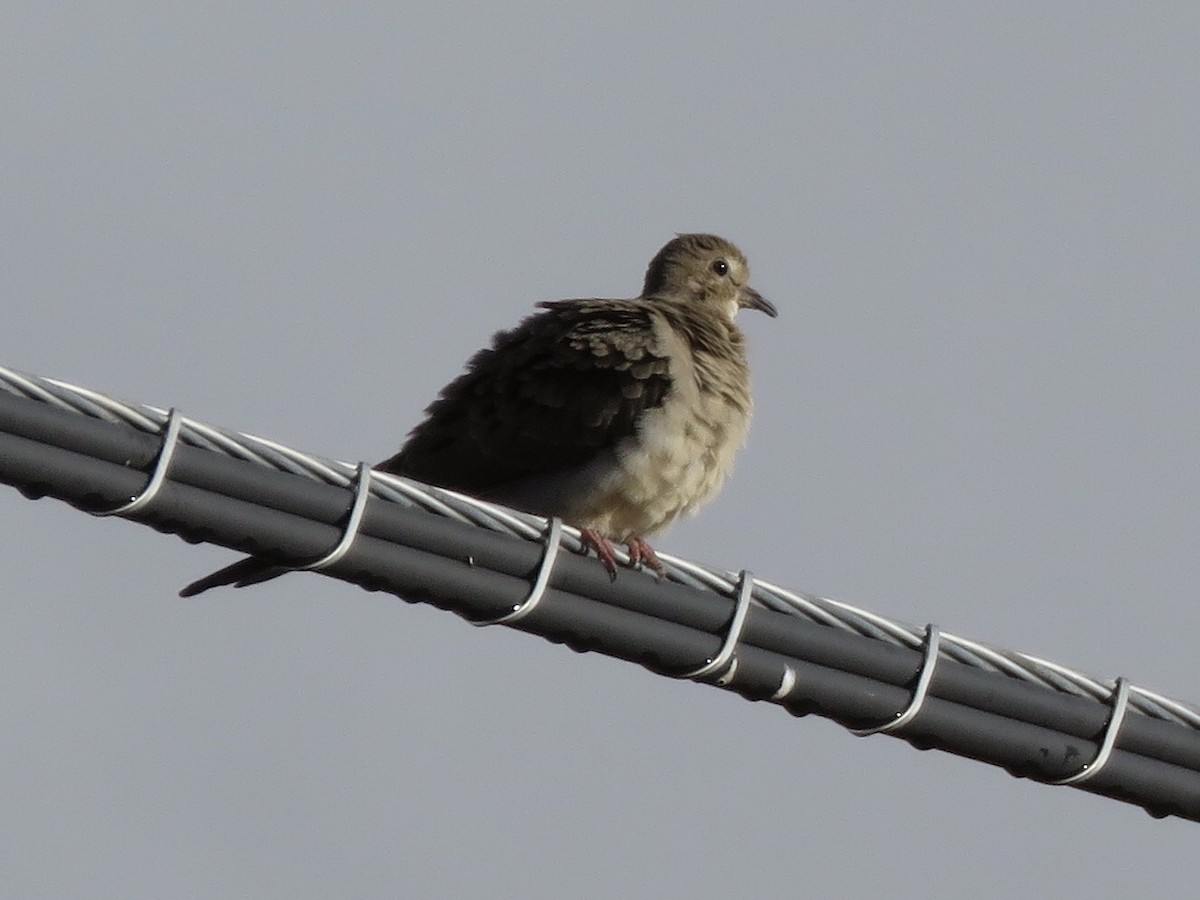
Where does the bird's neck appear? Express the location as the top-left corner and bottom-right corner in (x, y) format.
(649, 297), (745, 356)
(647, 297), (751, 408)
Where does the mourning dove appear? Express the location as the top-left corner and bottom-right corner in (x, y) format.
(180, 233), (776, 596)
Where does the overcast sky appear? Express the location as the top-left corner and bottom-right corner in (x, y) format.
(3, 4), (1199, 898)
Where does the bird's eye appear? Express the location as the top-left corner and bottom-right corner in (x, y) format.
(711, 259), (729, 276)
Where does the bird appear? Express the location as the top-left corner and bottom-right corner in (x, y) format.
(179, 233), (776, 597)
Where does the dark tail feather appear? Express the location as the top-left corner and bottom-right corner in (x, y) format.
(178, 557), (291, 597)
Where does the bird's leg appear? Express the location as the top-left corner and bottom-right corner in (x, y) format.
(580, 527), (621, 582)
(626, 537), (666, 579)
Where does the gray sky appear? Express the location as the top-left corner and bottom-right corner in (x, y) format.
(3, 4), (1199, 897)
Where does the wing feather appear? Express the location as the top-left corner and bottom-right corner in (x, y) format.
(377, 299), (672, 494)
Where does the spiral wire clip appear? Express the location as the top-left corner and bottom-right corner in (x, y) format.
(471, 516), (564, 627)
(851, 623), (942, 736)
(93, 407), (185, 517)
(295, 461), (374, 574)
(1051, 676), (1131, 786)
(678, 569), (756, 685)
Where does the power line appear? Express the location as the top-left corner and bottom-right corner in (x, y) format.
(2, 364), (1198, 821)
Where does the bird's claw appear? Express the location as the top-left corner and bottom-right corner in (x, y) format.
(581, 528), (620, 581)
(626, 537), (667, 580)
(580, 529), (666, 581)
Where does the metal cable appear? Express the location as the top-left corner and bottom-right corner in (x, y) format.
(3, 363), (1200, 821)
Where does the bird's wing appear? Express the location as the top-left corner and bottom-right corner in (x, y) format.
(179, 299), (673, 598)
(377, 299), (673, 494)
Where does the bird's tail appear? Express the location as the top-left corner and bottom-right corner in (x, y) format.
(178, 557), (291, 597)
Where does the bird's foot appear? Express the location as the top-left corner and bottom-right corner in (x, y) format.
(626, 537), (667, 580)
(579, 529), (666, 581)
(580, 528), (621, 581)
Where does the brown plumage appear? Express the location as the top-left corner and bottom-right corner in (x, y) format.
(180, 233), (776, 596)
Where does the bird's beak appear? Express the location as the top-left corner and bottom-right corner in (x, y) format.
(738, 286), (778, 318)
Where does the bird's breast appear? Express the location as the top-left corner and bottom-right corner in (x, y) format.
(570, 325), (753, 540)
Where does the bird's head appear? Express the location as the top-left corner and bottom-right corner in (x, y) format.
(642, 233), (778, 321)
